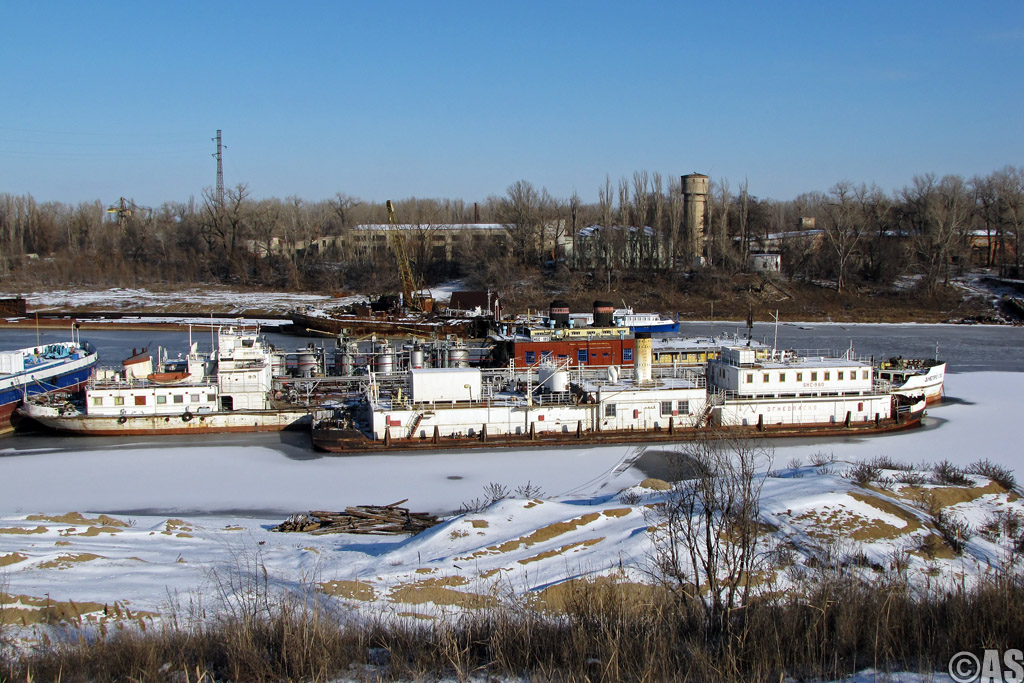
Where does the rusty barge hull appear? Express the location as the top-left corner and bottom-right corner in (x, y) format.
(288, 311), (488, 338)
(23, 410), (313, 436)
(311, 414), (924, 454)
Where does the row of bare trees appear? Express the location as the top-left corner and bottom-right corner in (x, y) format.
(1, 166), (1022, 295)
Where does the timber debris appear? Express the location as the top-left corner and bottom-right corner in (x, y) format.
(271, 499), (440, 535)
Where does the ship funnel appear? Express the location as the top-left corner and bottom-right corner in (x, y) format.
(593, 300), (615, 327)
(634, 333), (652, 384)
(549, 300), (571, 328)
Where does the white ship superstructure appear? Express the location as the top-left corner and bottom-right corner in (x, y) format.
(361, 337), (708, 443)
(707, 346), (903, 428)
(19, 327), (311, 435)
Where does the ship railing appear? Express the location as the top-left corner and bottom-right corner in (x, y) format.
(770, 348), (879, 363)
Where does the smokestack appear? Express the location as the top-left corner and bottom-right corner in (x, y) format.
(634, 333), (652, 384)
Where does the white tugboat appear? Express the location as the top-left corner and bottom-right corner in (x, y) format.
(876, 356), (946, 405)
(707, 346), (925, 430)
(19, 326), (313, 435)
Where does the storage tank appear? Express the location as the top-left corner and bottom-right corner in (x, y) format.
(410, 344), (425, 369)
(449, 341), (470, 368)
(373, 340), (393, 374)
(593, 300), (615, 327)
(549, 300), (571, 328)
(538, 364), (570, 393)
(334, 341), (357, 376)
(296, 352), (319, 378)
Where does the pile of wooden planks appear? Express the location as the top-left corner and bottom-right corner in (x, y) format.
(271, 499), (440, 535)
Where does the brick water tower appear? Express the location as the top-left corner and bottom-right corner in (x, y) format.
(682, 173), (709, 266)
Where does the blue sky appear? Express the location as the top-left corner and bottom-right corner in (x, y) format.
(1, 1), (1021, 207)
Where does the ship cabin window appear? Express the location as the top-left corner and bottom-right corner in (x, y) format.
(135, 396), (146, 406)
(779, 373), (786, 382)
(605, 403), (616, 417)
(91, 397), (103, 407)
(796, 373), (803, 381)
(114, 397), (124, 406)
(661, 401), (673, 416)
(838, 371), (844, 380)
(207, 394), (216, 402)
(190, 394), (200, 403)
(746, 373), (753, 383)
(525, 351), (536, 364)
(156, 395), (167, 404)
(862, 370), (869, 380)
(679, 400), (689, 414)
(763, 373), (769, 383)
(810, 372), (818, 381)
(173, 395), (184, 404)
(577, 349), (587, 364)
(824, 372), (830, 381)
(623, 348), (633, 361)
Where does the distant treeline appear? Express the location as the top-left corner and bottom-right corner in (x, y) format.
(1, 167), (1021, 297)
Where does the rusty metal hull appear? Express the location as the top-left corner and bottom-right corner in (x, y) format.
(23, 409), (313, 436)
(288, 311), (487, 338)
(312, 411), (925, 455)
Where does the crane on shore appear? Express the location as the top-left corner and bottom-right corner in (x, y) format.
(106, 197), (152, 236)
(385, 200), (431, 311)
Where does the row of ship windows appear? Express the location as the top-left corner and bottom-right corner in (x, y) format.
(92, 394), (216, 407)
(603, 401), (690, 418)
(524, 349), (634, 364)
(739, 370), (870, 383)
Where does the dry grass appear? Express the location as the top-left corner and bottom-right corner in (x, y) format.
(3, 570), (1022, 682)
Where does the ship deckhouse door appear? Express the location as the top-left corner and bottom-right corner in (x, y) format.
(221, 396), (234, 411)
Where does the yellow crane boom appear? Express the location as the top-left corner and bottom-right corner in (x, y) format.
(385, 200), (422, 310)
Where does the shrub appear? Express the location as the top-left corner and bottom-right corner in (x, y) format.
(931, 460), (974, 487)
(967, 459), (1017, 492)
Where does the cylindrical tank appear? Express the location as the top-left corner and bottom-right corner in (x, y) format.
(271, 353), (286, 377)
(373, 340), (393, 374)
(538, 364), (570, 393)
(410, 344), (425, 369)
(450, 341), (470, 368)
(549, 299), (571, 328)
(593, 300), (615, 328)
(297, 352), (318, 378)
(334, 342), (356, 376)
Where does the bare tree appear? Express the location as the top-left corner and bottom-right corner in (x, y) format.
(645, 435), (773, 633)
(899, 174), (971, 293)
(497, 180), (543, 267)
(821, 181), (865, 293)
